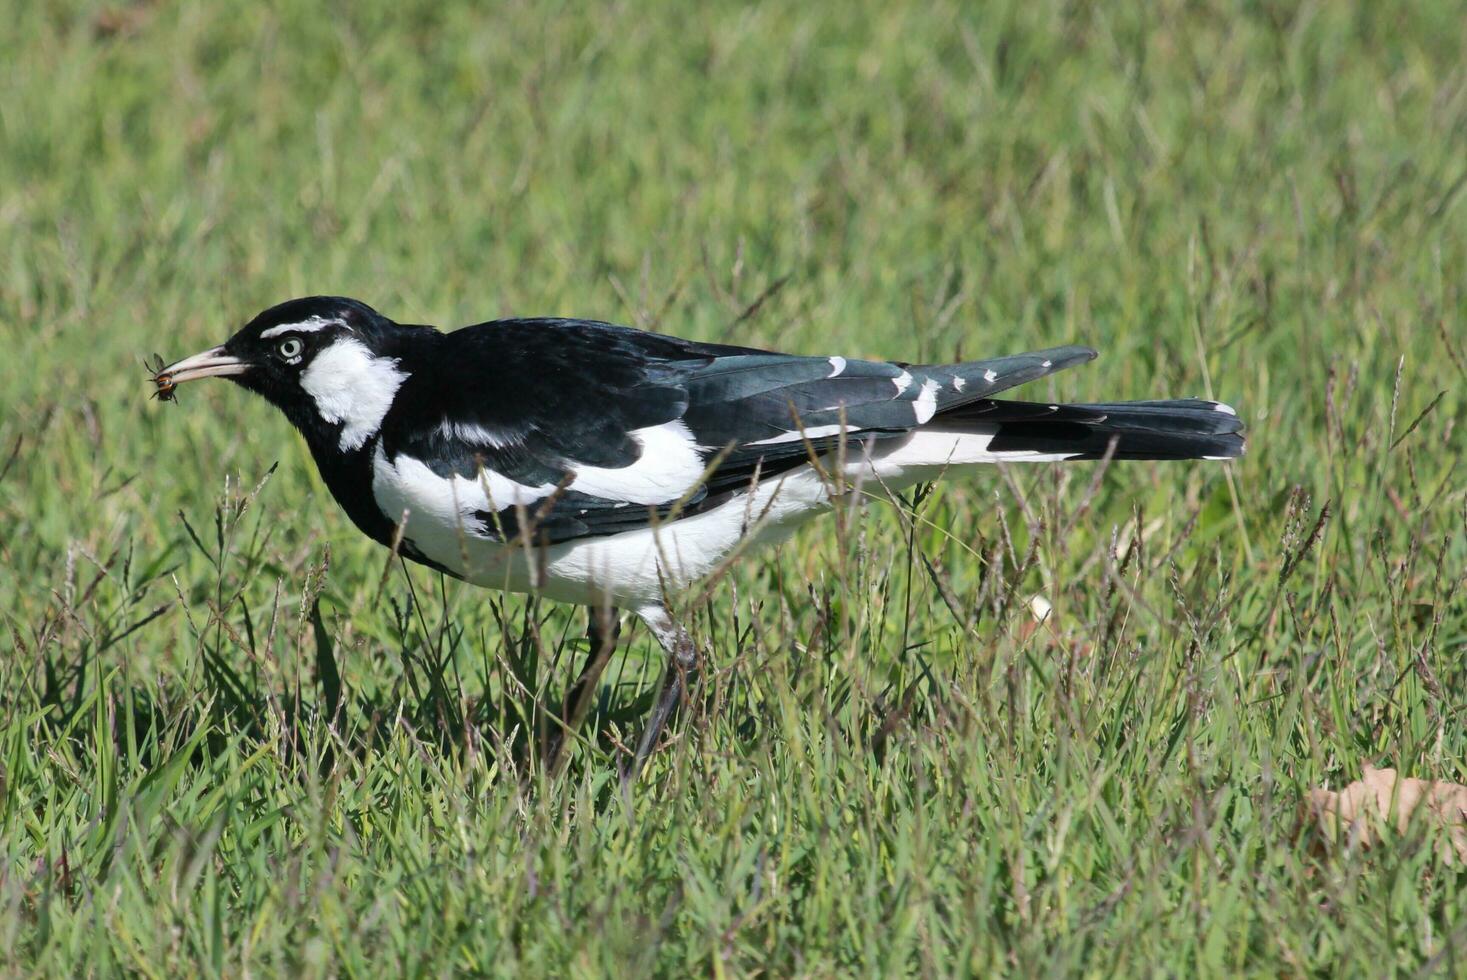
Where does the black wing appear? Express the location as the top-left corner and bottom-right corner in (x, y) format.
(377, 317), (1094, 543)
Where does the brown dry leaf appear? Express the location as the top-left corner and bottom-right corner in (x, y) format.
(1307, 766), (1467, 863)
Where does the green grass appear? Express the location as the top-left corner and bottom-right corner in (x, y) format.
(2, 0), (1465, 974)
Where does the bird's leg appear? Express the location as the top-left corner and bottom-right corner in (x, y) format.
(628, 604), (699, 780)
(545, 605), (620, 773)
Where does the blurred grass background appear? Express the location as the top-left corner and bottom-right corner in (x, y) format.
(2, 0), (1465, 974)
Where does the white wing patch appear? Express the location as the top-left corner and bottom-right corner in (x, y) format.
(437, 420), (521, 448)
(827, 356), (847, 378)
(260, 316), (343, 339)
(914, 379), (940, 424)
(568, 420), (706, 505)
(892, 370), (913, 396)
(982, 369), (998, 383)
(870, 430), (1080, 481)
(372, 445), (556, 543)
(749, 422), (850, 446)
(301, 338), (410, 451)
(373, 420), (707, 556)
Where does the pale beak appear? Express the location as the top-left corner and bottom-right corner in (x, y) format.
(155, 346), (250, 385)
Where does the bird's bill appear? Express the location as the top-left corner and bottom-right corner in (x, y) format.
(156, 346), (249, 384)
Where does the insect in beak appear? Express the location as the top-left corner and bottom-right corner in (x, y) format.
(148, 346), (249, 403)
(146, 353), (179, 404)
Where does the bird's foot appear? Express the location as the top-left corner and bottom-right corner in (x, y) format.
(623, 610), (699, 785)
(544, 606), (620, 775)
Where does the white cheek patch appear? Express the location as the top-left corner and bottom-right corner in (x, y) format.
(260, 316), (343, 339)
(300, 338), (410, 451)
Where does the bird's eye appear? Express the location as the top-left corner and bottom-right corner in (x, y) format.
(276, 338), (304, 362)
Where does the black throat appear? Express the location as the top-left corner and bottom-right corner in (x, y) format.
(302, 436), (398, 549)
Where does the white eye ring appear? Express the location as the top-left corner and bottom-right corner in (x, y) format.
(277, 338), (304, 362)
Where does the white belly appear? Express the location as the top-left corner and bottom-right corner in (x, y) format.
(370, 427), (1014, 607)
(383, 465), (832, 606)
(532, 467), (834, 605)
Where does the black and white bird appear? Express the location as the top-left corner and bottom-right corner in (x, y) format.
(155, 296), (1243, 768)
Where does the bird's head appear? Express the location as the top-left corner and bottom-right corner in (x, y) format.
(155, 296), (425, 452)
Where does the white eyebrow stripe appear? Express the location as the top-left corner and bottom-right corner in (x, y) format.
(260, 316), (342, 339)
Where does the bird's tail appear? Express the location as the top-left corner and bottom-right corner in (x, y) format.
(939, 398), (1245, 461)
